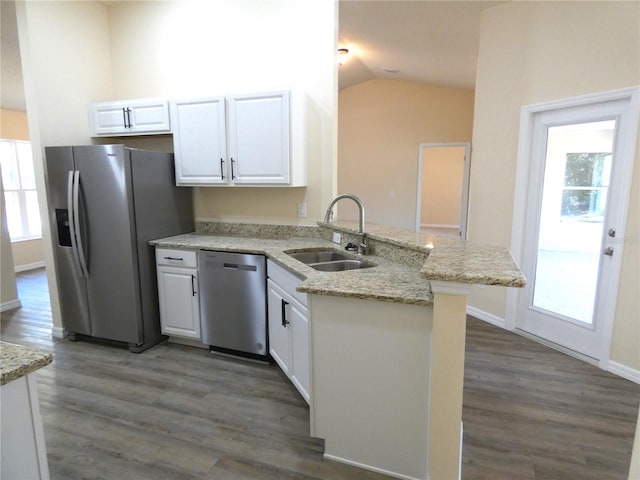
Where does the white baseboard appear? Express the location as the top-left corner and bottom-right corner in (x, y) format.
(14, 261), (46, 273)
(51, 326), (66, 339)
(0, 299), (22, 312)
(466, 305), (506, 329)
(323, 453), (422, 480)
(608, 361), (640, 384)
(467, 305), (640, 384)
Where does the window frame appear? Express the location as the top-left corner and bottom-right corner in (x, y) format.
(0, 138), (42, 242)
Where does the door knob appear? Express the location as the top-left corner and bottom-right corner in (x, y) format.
(603, 247), (614, 256)
(608, 228), (616, 238)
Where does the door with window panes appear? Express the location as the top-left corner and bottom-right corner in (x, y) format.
(513, 91), (637, 361)
(0, 140), (41, 240)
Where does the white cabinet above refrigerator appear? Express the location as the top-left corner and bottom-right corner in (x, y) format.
(89, 98), (171, 136)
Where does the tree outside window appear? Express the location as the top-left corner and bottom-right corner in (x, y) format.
(0, 139), (42, 240)
(560, 152), (611, 221)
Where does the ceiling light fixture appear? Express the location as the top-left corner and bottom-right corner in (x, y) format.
(337, 48), (350, 66)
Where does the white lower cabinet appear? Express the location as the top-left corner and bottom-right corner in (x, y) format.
(268, 281), (292, 374)
(156, 249), (201, 340)
(267, 260), (310, 403)
(289, 300), (310, 399)
(1, 375), (50, 480)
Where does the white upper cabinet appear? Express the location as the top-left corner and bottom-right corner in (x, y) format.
(89, 98), (171, 136)
(227, 91), (290, 184)
(171, 97), (228, 185)
(172, 90), (304, 187)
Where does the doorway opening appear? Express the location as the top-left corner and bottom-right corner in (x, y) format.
(415, 143), (470, 238)
(0, 0), (52, 328)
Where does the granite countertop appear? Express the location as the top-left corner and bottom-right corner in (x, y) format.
(151, 232), (435, 306)
(1, 342), (53, 386)
(321, 220), (526, 287)
(151, 220), (525, 306)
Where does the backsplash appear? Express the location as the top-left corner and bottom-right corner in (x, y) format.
(196, 221), (321, 239)
(196, 220), (430, 268)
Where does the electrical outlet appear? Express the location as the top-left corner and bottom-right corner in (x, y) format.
(332, 232), (342, 244)
(297, 203), (307, 217)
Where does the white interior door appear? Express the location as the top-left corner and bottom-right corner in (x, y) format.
(509, 88), (639, 363)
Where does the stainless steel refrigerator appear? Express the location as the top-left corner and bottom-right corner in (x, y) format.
(45, 145), (193, 352)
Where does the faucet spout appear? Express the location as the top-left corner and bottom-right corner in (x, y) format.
(323, 193), (369, 254)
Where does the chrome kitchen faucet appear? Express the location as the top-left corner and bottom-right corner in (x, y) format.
(323, 193), (369, 255)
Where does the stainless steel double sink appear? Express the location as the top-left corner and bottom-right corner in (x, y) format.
(285, 249), (374, 272)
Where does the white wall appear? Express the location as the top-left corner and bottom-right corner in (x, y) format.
(106, 0), (337, 224)
(0, 181), (19, 308)
(468, 1), (640, 371)
(17, 0), (117, 330)
(338, 79), (474, 229)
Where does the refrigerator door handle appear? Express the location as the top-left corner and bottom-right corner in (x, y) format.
(67, 171), (85, 277)
(72, 170), (89, 277)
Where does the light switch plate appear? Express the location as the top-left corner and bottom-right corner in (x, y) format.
(332, 232), (341, 244)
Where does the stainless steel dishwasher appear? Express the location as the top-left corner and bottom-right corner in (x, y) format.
(198, 251), (267, 359)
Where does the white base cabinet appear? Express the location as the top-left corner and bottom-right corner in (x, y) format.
(267, 260), (310, 403)
(89, 98), (171, 136)
(156, 248), (201, 340)
(1, 375), (50, 480)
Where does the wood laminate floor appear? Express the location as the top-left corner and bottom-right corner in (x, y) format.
(1, 269), (638, 480)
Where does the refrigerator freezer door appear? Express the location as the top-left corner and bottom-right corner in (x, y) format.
(44, 146), (91, 336)
(72, 145), (142, 344)
(130, 149), (194, 351)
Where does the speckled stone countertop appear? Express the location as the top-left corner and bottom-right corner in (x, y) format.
(151, 232), (435, 306)
(1, 342), (53, 386)
(321, 220), (526, 287)
(151, 220), (525, 306)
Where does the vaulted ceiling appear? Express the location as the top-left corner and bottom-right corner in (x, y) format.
(1, 1), (504, 112)
(338, 0), (503, 90)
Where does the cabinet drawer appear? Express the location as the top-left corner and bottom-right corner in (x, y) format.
(156, 248), (197, 268)
(267, 259), (307, 306)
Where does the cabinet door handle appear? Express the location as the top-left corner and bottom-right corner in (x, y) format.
(191, 275), (196, 296)
(126, 107), (132, 128)
(220, 158), (225, 180)
(281, 298), (290, 327)
(122, 107), (128, 128)
(163, 256), (184, 261)
(231, 157), (237, 180)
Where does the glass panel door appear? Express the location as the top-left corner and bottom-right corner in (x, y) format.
(512, 88), (638, 362)
(532, 121), (615, 325)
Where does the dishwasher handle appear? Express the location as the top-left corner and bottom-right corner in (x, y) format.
(281, 299), (290, 327)
(223, 262), (257, 272)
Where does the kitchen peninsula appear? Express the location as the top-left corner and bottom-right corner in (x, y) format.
(151, 220), (525, 480)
